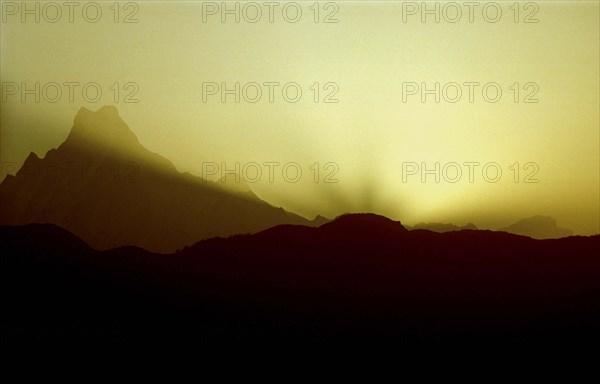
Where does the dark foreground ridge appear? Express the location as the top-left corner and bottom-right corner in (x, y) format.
(2, 214), (599, 345)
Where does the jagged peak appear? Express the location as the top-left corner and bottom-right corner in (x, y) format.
(25, 151), (41, 161)
(67, 105), (140, 149)
(310, 215), (330, 227)
(75, 104), (119, 117)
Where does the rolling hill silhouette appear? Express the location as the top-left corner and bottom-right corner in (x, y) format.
(0, 106), (317, 253)
(2, 214), (599, 344)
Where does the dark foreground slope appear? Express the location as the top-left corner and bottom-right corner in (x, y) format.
(2, 214), (599, 344)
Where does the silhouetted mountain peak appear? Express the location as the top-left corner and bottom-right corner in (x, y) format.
(10, 152), (43, 179)
(0, 106), (313, 252)
(25, 151), (41, 162)
(65, 105), (141, 151)
(59, 105), (178, 172)
(499, 215), (573, 239)
(310, 215), (330, 227)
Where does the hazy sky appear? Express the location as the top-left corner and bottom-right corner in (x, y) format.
(1, 1), (598, 234)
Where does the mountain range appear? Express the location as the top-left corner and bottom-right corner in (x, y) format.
(0, 106), (321, 253)
(0, 105), (595, 343)
(0, 106), (577, 253)
(1, 213), (598, 343)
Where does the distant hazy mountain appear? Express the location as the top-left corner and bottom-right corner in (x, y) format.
(0, 106), (314, 252)
(310, 215), (330, 227)
(499, 215), (573, 239)
(409, 222), (478, 232)
(2, 214), (598, 343)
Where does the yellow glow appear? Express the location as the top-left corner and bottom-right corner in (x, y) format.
(1, 1), (598, 234)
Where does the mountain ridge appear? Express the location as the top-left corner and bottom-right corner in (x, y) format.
(0, 106), (314, 253)
(2, 216), (599, 343)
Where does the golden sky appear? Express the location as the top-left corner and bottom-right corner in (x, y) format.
(1, 1), (598, 234)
